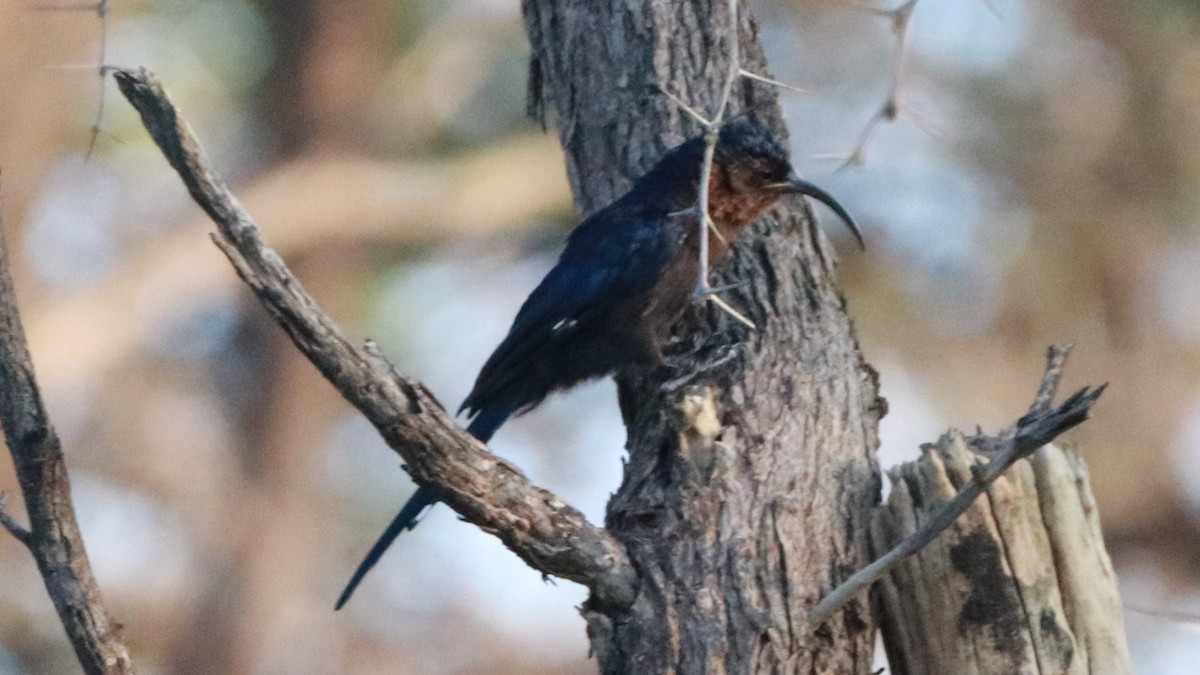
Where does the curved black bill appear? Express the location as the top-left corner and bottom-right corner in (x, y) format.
(775, 178), (865, 250)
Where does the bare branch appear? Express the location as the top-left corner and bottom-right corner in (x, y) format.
(653, 84), (711, 126)
(1029, 343), (1072, 416)
(655, 1), (784, 329)
(824, 0), (942, 171)
(0, 492), (32, 547)
(656, 0), (756, 328)
(808, 347), (1104, 626)
(31, 1), (103, 10)
(113, 67), (639, 610)
(0, 180), (135, 673)
(34, 0), (112, 158)
(667, 0), (760, 331)
(694, 129), (720, 300)
(711, 0), (741, 124)
(84, 0), (111, 159)
(692, 0), (742, 302)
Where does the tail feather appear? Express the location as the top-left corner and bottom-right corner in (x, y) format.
(464, 401), (518, 443)
(336, 402), (517, 609)
(335, 486), (436, 610)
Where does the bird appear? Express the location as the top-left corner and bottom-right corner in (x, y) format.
(334, 118), (862, 610)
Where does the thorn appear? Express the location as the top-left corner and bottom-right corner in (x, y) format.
(83, 125), (122, 162)
(836, 105), (888, 172)
(1124, 603), (1200, 625)
(707, 293), (756, 330)
(891, 0), (919, 34)
(898, 103), (943, 140)
(84, 129), (101, 162)
(705, 213), (727, 245)
(828, 0), (925, 170)
(830, 0), (897, 18)
(42, 63), (116, 72)
(809, 151), (854, 162)
(31, 2), (103, 11)
(95, 127), (125, 144)
(738, 69), (808, 94)
(978, 0), (1003, 20)
(834, 147), (867, 173)
(652, 84), (711, 127)
(708, 281), (748, 294)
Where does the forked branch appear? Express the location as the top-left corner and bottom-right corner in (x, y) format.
(113, 67), (639, 610)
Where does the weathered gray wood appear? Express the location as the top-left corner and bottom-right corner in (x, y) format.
(522, 1), (883, 672)
(810, 372), (1103, 626)
(872, 437), (1132, 675)
(1032, 445), (1131, 671)
(0, 186), (136, 673)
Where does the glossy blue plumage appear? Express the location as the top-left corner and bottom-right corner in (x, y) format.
(336, 119), (861, 608)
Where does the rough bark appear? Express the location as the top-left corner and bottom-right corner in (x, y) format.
(872, 438), (1133, 675)
(0, 187), (136, 674)
(522, 1), (882, 673)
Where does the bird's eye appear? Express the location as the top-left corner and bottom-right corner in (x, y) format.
(753, 158), (785, 181)
(759, 164), (783, 183)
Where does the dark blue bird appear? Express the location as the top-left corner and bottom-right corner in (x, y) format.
(335, 119), (861, 609)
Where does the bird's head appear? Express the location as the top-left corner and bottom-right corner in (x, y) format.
(714, 118), (793, 193)
(714, 119), (864, 249)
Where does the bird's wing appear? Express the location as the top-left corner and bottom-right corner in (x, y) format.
(461, 209), (679, 415)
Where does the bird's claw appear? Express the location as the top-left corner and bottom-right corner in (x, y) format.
(660, 343), (742, 392)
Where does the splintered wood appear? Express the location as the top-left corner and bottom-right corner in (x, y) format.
(872, 436), (1132, 675)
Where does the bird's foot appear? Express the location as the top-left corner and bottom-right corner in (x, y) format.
(660, 343), (742, 392)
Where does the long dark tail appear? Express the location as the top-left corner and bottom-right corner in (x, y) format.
(461, 401), (516, 445)
(334, 404), (515, 610)
(334, 486), (436, 610)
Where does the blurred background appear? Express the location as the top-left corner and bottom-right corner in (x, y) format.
(0, 0), (1198, 672)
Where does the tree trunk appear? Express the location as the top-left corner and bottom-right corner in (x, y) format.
(522, 1), (883, 672)
(872, 437), (1133, 675)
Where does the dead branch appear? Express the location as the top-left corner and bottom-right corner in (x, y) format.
(692, 0), (742, 301)
(35, 0), (113, 157)
(808, 344), (1104, 626)
(86, 0), (111, 158)
(656, 0), (757, 329)
(821, 0), (937, 170)
(0, 491), (31, 547)
(112, 67), (639, 610)
(0, 181), (135, 673)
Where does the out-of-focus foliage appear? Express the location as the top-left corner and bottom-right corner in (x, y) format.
(0, 0), (1197, 672)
